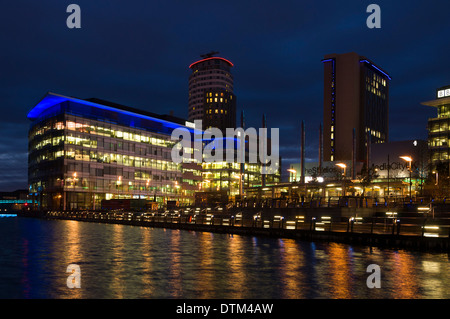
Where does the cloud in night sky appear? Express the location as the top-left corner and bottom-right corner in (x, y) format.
(1, 0), (449, 190)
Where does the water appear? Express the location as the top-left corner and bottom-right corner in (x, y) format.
(0, 217), (448, 299)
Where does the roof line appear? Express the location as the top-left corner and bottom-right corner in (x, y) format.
(421, 96), (450, 107)
(359, 59), (392, 80)
(27, 92), (192, 130)
(189, 57), (234, 69)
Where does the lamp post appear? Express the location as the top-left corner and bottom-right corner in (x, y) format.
(287, 168), (297, 182)
(335, 163), (346, 177)
(400, 156), (412, 199)
(432, 171), (438, 186)
(335, 163), (347, 196)
(287, 168), (298, 203)
(73, 172), (78, 187)
(174, 180), (182, 205)
(70, 172), (78, 211)
(117, 176), (122, 197)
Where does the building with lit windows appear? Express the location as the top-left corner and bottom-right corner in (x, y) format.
(188, 54), (280, 201)
(322, 52), (390, 165)
(188, 53), (236, 131)
(422, 85), (450, 170)
(287, 139), (427, 198)
(200, 157), (280, 198)
(27, 92), (202, 210)
(203, 89), (236, 130)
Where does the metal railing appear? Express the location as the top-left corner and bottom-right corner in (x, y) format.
(44, 210), (450, 238)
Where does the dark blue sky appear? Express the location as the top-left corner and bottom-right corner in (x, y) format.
(1, 0), (449, 191)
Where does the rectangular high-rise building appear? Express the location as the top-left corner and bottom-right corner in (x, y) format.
(322, 52), (391, 165)
(422, 85), (450, 170)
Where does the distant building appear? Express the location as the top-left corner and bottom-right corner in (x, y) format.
(188, 54), (280, 201)
(188, 54), (236, 131)
(421, 85), (450, 170)
(370, 139), (428, 179)
(288, 161), (363, 182)
(199, 112), (281, 199)
(287, 139), (427, 198)
(0, 189), (33, 211)
(322, 52), (391, 164)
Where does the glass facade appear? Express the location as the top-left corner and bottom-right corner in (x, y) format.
(201, 161), (280, 197)
(363, 68), (389, 145)
(28, 94), (201, 210)
(28, 93), (280, 209)
(427, 104), (450, 164)
(422, 86), (450, 168)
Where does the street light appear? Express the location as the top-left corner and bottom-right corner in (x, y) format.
(117, 176), (122, 197)
(335, 163), (346, 177)
(432, 171), (438, 186)
(287, 168), (297, 182)
(73, 172), (78, 188)
(146, 179), (150, 199)
(335, 163), (347, 197)
(400, 156), (413, 199)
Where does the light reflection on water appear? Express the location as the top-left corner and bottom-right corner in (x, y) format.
(0, 217), (448, 299)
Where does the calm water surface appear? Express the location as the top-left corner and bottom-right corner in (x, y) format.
(0, 217), (448, 299)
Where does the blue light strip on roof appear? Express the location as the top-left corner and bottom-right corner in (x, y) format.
(321, 59), (334, 63)
(27, 94), (68, 120)
(360, 59), (392, 80)
(27, 92), (194, 132)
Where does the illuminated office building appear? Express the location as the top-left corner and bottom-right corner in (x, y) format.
(188, 54), (236, 130)
(200, 158), (280, 197)
(422, 85), (450, 170)
(322, 52), (390, 164)
(188, 54), (279, 199)
(203, 88), (236, 130)
(27, 92), (201, 210)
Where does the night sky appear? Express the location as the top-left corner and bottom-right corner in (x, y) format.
(1, 0), (449, 191)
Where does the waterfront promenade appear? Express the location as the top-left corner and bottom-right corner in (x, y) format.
(21, 203), (450, 252)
